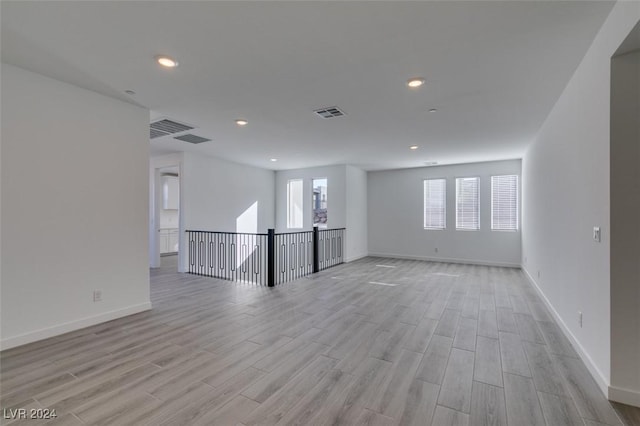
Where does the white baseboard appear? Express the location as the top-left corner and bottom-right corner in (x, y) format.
(0, 302), (152, 351)
(368, 252), (520, 268)
(345, 253), (368, 263)
(522, 267), (610, 398)
(608, 385), (640, 407)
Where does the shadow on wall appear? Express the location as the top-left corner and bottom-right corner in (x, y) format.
(236, 201), (259, 267)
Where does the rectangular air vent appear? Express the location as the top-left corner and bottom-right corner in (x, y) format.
(174, 134), (211, 144)
(150, 119), (194, 134)
(150, 128), (168, 139)
(314, 106), (346, 119)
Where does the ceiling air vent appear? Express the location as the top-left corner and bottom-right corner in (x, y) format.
(174, 134), (211, 144)
(151, 119), (194, 134)
(150, 128), (169, 139)
(314, 106), (346, 119)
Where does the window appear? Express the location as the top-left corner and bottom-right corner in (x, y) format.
(456, 177), (480, 230)
(287, 179), (303, 228)
(312, 178), (328, 228)
(491, 175), (519, 231)
(423, 179), (446, 229)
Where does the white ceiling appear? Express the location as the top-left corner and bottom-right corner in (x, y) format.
(1, 1), (614, 171)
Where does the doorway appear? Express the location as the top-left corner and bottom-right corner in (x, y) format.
(159, 168), (180, 263)
(609, 21), (640, 408)
(150, 155), (184, 271)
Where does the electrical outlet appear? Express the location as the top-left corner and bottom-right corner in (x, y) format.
(524, 256), (527, 264)
(537, 270), (541, 279)
(593, 227), (601, 242)
(93, 290), (102, 302)
(578, 311), (583, 328)
(434, 247), (439, 253)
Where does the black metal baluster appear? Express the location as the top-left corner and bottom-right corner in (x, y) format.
(267, 229), (275, 287)
(313, 227), (319, 273)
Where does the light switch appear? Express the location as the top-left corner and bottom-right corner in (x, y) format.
(593, 227), (601, 242)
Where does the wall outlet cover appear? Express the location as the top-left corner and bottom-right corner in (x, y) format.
(593, 226), (601, 242)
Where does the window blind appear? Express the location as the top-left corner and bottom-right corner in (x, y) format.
(491, 175), (519, 231)
(424, 179), (446, 229)
(456, 177), (480, 230)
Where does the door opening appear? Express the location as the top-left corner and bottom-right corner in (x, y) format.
(159, 169), (180, 263)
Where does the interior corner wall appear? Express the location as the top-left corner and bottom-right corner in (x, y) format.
(368, 160), (521, 267)
(275, 164), (368, 262)
(345, 165), (368, 262)
(180, 152), (275, 271)
(275, 165), (347, 233)
(1, 64), (151, 350)
(521, 2), (640, 401)
(610, 48), (640, 406)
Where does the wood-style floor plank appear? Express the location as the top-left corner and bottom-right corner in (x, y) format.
(396, 378), (440, 426)
(537, 391), (584, 426)
(503, 373), (546, 426)
(431, 405), (470, 426)
(437, 348), (475, 413)
(1, 255), (636, 426)
(499, 331), (532, 378)
(415, 334), (453, 385)
(474, 336), (503, 388)
(470, 381), (508, 426)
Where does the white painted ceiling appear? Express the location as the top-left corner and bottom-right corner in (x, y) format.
(1, 1), (615, 171)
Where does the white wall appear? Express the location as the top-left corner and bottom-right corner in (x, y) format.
(275, 164), (368, 262)
(522, 1), (640, 404)
(181, 152), (275, 271)
(1, 64), (151, 350)
(276, 165), (347, 232)
(368, 160), (521, 267)
(610, 48), (640, 404)
(346, 165), (368, 262)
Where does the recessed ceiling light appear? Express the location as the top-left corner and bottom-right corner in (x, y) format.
(236, 119), (248, 126)
(270, 158), (278, 162)
(407, 78), (425, 88)
(124, 90), (136, 95)
(156, 55), (178, 68)
(410, 145), (419, 150)
(428, 108), (438, 113)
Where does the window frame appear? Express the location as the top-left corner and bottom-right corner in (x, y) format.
(455, 176), (481, 231)
(312, 177), (328, 228)
(423, 178), (447, 230)
(286, 178), (304, 229)
(491, 174), (519, 231)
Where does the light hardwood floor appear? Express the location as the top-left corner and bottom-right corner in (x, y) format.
(1, 256), (638, 425)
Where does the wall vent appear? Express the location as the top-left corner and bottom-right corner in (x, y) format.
(150, 128), (169, 139)
(151, 119), (194, 134)
(314, 106), (346, 119)
(174, 134), (211, 144)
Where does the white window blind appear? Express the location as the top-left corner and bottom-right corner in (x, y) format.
(424, 179), (446, 229)
(491, 175), (519, 231)
(456, 177), (480, 230)
(287, 179), (303, 229)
